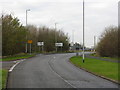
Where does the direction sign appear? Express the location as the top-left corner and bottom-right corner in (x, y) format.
(37, 42), (44, 46)
(28, 40), (33, 44)
(55, 43), (63, 47)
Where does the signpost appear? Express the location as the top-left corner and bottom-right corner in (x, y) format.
(28, 40), (32, 54)
(37, 42), (44, 52)
(37, 42), (44, 46)
(55, 43), (63, 52)
(28, 40), (33, 44)
(55, 43), (63, 47)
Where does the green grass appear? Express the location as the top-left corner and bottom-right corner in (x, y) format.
(0, 69), (8, 89)
(0, 53), (35, 61)
(70, 56), (119, 81)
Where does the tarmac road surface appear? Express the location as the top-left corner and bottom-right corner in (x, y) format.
(7, 53), (119, 88)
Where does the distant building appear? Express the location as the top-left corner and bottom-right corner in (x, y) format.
(69, 42), (82, 51)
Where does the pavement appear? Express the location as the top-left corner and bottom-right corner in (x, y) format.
(1, 60), (25, 70)
(7, 52), (119, 88)
(1, 61), (16, 70)
(84, 54), (120, 63)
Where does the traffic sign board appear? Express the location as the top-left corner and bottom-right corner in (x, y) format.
(37, 42), (44, 46)
(55, 43), (63, 47)
(28, 40), (33, 43)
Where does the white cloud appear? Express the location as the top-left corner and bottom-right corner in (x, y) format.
(0, 0), (119, 47)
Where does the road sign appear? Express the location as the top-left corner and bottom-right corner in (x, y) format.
(37, 42), (44, 46)
(28, 40), (33, 44)
(55, 43), (63, 47)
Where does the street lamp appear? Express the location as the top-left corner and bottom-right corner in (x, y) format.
(82, 0), (85, 63)
(55, 23), (58, 52)
(26, 9), (30, 26)
(72, 30), (74, 45)
(94, 36), (96, 52)
(25, 9), (30, 53)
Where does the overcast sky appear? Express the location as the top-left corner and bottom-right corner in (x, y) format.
(0, 0), (119, 47)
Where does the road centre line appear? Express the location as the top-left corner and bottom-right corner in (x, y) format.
(48, 59), (76, 88)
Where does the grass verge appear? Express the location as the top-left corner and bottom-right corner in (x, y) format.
(0, 69), (8, 89)
(70, 56), (119, 81)
(0, 53), (35, 61)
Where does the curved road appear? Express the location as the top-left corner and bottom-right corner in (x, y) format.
(7, 53), (118, 88)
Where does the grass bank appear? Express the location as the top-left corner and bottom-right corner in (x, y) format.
(0, 69), (8, 89)
(0, 53), (35, 61)
(70, 56), (119, 81)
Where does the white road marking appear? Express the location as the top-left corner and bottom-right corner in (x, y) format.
(9, 59), (25, 72)
(13, 61), (17, 63)
(48, 59), (76, 88)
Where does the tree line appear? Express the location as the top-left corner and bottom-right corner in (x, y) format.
(2, 14), (69, 56)
(2, 14), (119, 57)
(96, 26), (119, 57)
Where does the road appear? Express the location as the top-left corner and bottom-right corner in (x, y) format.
(7, 53), (118, 88)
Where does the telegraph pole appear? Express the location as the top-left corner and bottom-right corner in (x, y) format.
(82, 0), (85, 63)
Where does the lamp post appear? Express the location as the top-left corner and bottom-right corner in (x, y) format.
(72, 30), (75, 51)
(55, 23), (58, 52)
(82, 0), (85, 63)
(94, 36), (96, 52)
(72, 30), (74, 44)
(25, 9), (30, 53)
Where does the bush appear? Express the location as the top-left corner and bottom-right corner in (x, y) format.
(96, 26), (118, 57)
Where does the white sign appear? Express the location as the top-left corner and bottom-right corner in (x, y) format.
(37, 42), (44, 46)
(55, 43), (63, 47)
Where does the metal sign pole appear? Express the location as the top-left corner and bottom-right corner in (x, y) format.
(55, 23), (57, 52)
(39, 46), (40, 52)
(94, 36), (96, 52)
(30, 43), (31, 54)
(42, 45), (43, 53)
(61, 46), (62, 52)
(25, 9), (30, 53)
(25, 10), (28, 53)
